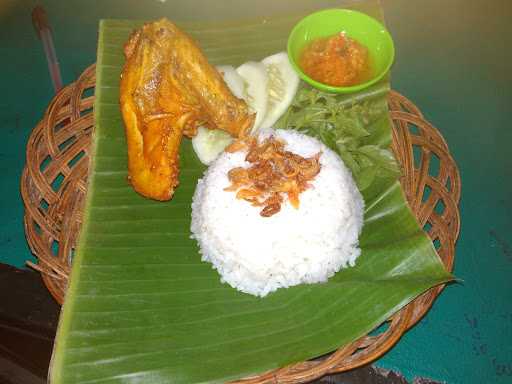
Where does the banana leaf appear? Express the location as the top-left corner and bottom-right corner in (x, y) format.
(49, 6), (452, 384)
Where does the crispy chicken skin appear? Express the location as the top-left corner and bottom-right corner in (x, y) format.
(120, 19), (254, 201)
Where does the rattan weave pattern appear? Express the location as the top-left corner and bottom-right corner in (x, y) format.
(21, 64), (460, 382)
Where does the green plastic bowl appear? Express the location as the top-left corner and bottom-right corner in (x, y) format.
(287, 8), (395, 93)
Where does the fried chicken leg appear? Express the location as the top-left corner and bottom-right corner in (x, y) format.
(120, 19), (254, 201)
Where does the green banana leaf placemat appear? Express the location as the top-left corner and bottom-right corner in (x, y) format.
(49, 4), (452, 383)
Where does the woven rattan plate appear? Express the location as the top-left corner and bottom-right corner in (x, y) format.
(21, 64), (460, 383)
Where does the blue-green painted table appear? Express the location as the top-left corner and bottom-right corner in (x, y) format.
(1, 0), (510, 382)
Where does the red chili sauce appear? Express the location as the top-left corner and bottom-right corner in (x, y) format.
(299, 32), (371, 87)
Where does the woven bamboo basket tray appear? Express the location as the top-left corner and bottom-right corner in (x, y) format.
(21, 64), (460, 383)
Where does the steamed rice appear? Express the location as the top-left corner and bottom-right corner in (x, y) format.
(190, 129), (364, 297)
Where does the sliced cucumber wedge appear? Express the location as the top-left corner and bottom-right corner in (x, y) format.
(260, 52), (300, 130)
(191, 127), (233, 165)
(236, 61), (269, 133)
(216, 65), (245, 99)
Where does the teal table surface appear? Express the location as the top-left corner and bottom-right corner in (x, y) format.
(1, 0), (510, 382)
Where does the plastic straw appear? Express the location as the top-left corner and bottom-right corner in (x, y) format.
(32, 6), (63, 93)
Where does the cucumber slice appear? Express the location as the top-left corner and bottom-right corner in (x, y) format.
(192, 127), (233, 165)
(260, 52), (300, 130)
(216, 65), (245, 99)
(236, 61), (269, 133)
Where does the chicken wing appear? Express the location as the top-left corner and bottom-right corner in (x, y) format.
(120, 19), (254, 201)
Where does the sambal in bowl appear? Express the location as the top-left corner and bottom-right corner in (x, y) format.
(287, 9), (395, 93)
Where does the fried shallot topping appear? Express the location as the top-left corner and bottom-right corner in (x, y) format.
(224, 136), (322, 217)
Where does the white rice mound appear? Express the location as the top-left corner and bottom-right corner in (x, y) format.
(190, 129), (364, 297)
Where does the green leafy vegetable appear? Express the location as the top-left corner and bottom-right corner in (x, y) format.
(275, 83), (400, 190)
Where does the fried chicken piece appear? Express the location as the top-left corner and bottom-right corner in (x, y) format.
(120, 19), (254, 201)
